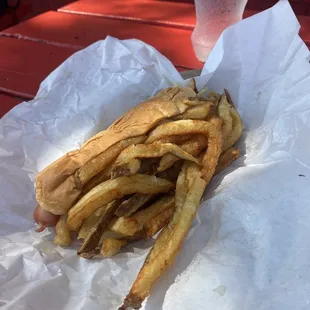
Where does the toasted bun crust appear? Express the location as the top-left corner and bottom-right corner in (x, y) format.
(36, 87), (196, 214)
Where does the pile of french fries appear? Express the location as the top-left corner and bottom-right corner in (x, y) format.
(52, 84), (243, 309)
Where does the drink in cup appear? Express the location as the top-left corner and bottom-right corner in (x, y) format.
(192, 0), (248, 62)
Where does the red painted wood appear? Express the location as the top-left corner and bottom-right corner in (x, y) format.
(1, 11), (202, 69)
(0, 10), (16, 31)
(58, 1), (310, 46)
(244, 10), (310, 46)
(0, 92), (23, 117)
(59, 0), (196, 29)
(246, 0), (310, 15)
(291, 2), (310, 15)
(0, 36), (74, 98)
(1, 4), (308, 101)
(0, 0), (76, 31)
(0, 36), (189, 99)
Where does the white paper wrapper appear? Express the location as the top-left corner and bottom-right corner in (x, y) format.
(1, 1), (310, 309)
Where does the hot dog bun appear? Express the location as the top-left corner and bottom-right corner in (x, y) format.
(35, 86), (196, 215)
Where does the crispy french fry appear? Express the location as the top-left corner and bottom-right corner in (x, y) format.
(206, 90), (221, 104)
(223, 105), (243, 151)
(203, 117), (223, 182)
(111, 158), (141, 179)
(139, 203), (174, 239)
(108, 216), (140, 236)
(158, 155), (180, 173)
(157, 135), (191, 144)
(78, 200), (120, 259)
(188, 78), (197, 92)
(111, 142), (199, 178)
(114, 159), (165, 218)
(109, 195), (174, 236)
(81, 166), (111, 195)
(54, 215), (72, 246)
(156, 161), (183, 182)
(78, 205), (107, 240)
(138, 158), (160, 175)
(215, 147), (240, 175)
(101, 239), (128, 257)
(133, 195), (174, 226)
(183, 96), (213, 106)
(146, 119), (223, 183)
(175, 163), (188, 209)
(172, 103), (214, 120)
(224, 88), (235, 108)
(114, 194), (154, 217)
(75, 136), (146, 189)
(67, 174), (174, 232)
(218, 95), (233, 142)
(158, 135), (207, 172)
(35, 86), (244, 310)
(121, 164), (207, 309)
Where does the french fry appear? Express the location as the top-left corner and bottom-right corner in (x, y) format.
(157, 135), (191, 144)
(111, 142), (199, 178)
(138, 158), (159, 175)
(175, 163), (188, 209)
(132, 195), (174, 227)
(111, 158), (141, 179)
(106, 204), (175, 256)
(67, 174), (174, 231)
(34, 86), (244, 310)
(172, 103), (214, 120)
(206, 90), (221, 105)
(75, 136), (146, 189)
(121, 163), (207, 309)
(158, 135), (207, 172)
(203, 117), (223, 183)
(215, 147), (240, 175)
(187, 78), (197, 92)
(183, 96), (213, 106)
(114, 194), (154, 217)
(114, 158), (165, 218)
(108, 216), (140, 237)
(78, 206), (106, 240)
(223, 105), (243, 151)
(156, 161), (183, 182)
(81, 166), (111, 195)
(146, 119), (223, 183)
(101, 239), (128, 257)
(77, 200), (120, 259)
(224, 88), (235, 108)
(139, 203), (174, 239)
(107, 205), (175, 258)
(109, 195), (175, 237)
(54, 214), (72, 246)
(218, 95), (233, 142)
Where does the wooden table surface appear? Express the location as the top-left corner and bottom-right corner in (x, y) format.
(0, 0), (310, 117)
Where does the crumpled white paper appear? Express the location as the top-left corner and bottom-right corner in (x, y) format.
(1, 1), (310, 309)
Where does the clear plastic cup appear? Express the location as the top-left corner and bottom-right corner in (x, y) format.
(192, 0), (248, 62)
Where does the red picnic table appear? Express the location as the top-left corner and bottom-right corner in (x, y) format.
(0, 0), (310, 117)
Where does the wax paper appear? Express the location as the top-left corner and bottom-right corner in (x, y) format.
(1, 1), (310, 309)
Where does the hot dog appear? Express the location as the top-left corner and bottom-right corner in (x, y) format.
(34, 86), (197, 223)
(33, 205), (60, 231)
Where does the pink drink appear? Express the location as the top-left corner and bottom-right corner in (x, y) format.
(192, 0), (248, 62)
